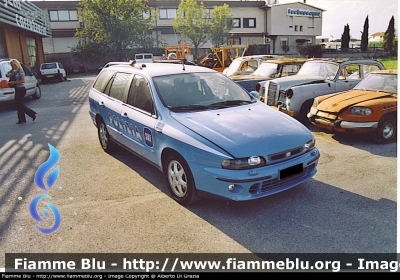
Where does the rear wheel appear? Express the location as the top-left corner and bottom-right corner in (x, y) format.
(374, 114), (396, 144)
(97, 119), (115, 152)
(164, 153), (199, 205)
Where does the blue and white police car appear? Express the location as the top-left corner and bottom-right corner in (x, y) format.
(88, 61), (320, 205)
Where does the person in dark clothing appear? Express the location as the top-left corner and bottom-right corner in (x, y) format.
(8, 59), (37, 124)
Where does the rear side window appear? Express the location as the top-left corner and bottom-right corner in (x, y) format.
(108, 72), (132, 102)
(93, 70), (115, 92)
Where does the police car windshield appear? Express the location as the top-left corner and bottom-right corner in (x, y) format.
(153, 72), (253, 111)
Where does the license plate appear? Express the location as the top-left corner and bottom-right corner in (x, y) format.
(279, 163), (303, 179)
(47, 75), (54, 78)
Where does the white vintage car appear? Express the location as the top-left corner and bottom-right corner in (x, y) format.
(255, 58), (385, 122)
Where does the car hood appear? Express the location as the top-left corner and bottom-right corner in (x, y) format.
(271, 75), (326, 90)
(170, 103), (312, 158)
(317, 89), (395, 113)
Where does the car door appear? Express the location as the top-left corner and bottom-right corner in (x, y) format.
(122, 74), (158, 163)
(334, 63), (363, 93)
(20, 63), (36, 96)
(100, 71), (132, 145)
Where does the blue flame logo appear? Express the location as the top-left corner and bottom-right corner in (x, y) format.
(29, 194), (62, 234)
(34, 144), (60, 190)
(30, 144), (62, 234)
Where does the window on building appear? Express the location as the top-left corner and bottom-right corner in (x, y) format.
(300, 25), (303, 32)
(289, 16), (293, 27)
(295, 25), (298, 31)
(143, 10), (151, 19)
(26, 37), (37, 75)
(159, 8), (177, 19)
(203, 8), (212, 19)
(228, 37), (241, 45)
(243, 18), (256, 28)
(232, 18), (241, 28)
(49, 10), (78, 21)
(308, 17), (314, 28)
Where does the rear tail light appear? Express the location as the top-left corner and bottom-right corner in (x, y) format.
(0, 80), (10, 89)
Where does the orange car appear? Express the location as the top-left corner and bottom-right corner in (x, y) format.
(308, 69), (397, 143)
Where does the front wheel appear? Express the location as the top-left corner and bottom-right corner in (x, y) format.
(298, 99), (314, 124)
(97, 119), (115, 152)
(374, 114), (396, 144)
(164, 153), (199, 205)
(32, 85), (41, 99)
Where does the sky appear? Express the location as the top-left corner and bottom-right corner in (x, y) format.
(278, 0), (398, 40)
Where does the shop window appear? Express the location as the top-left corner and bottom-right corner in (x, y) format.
(243, 18), (256, 28)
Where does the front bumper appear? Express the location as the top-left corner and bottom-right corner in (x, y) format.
(189, 148), (320, 202)
(308, 112), (378, 133)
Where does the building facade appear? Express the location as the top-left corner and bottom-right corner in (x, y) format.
(0, 0), (51, 76)
(31, 0), (324, 69)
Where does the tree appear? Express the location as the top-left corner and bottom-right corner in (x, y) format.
(172, 0), (209, 58)
(341, 24), (350, 49)
(75, 0), (153, 60)
(360, 16), (369, 52)
(209, 4), (233, 48)
(383, 15), (395, 53)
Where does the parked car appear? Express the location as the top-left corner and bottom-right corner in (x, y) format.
(135, 53), (154, 63)
(231, 57), (307, 93)
(257, 58), (385, 122)
(88, 62), (319, 205)
(0, 58), (41, 103)
(308, 69), (397, 143)
(39, 62), (67, 83)
(222, 54), (281, 77)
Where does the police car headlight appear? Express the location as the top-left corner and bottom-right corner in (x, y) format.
(304, 138), (315, 151)
(222, 156), (266, 170)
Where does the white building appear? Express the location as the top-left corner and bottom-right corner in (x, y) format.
(31, 0), (324, 58)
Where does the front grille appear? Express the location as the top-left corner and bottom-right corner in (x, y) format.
(268, 147), (303, 161)
(266, 82), (278, 106)
(248, 163), (315, 195)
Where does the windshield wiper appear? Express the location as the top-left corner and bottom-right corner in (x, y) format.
(208, 100), (254, 108)
(169, 104), (209, 112)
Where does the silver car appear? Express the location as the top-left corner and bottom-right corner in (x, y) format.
(0, 58), (41, 103)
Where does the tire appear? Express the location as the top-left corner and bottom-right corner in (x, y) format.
(298, 99), (313, 124)
(164, 153), (199, 205)
(32, 85), (41, 99)
(374, 114), (396, 144)
(97, 119), (116, 152)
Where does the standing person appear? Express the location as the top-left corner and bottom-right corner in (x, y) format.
(8, 59), (37, 124)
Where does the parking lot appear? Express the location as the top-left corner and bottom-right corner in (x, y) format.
(0, 75), (396, 268)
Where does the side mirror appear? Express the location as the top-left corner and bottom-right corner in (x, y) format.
(249, 90), (259, 99)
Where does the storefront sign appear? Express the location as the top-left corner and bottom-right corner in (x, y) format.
(287, 8), (321, 18)
(0, 0), (51, 36)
